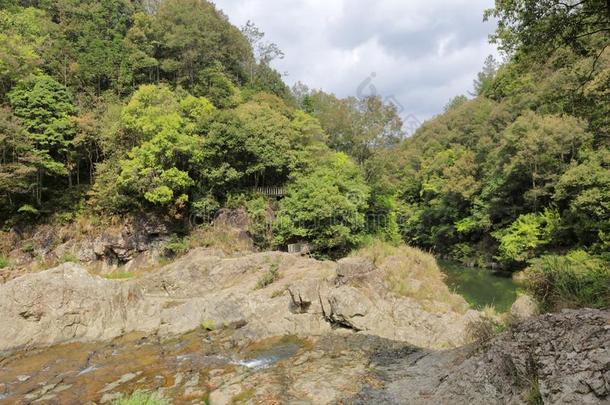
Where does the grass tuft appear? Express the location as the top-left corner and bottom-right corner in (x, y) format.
(201, 319), (216, 331)
(231, 388), (255, 404)
(352, 239), (469, 313)
(112, 390), (168, 405)
(163, 235), (190, 258)
(104, 271), (134, 280)
(255, 262), (280, 290)
(188, 225), (254, 255)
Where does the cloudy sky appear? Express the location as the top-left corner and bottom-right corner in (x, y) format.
(213, 0), (499, 129)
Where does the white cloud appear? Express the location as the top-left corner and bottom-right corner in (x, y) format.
(213, 0), (499, 123)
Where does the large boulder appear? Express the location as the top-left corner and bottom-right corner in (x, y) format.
(356, 309), (610, 404)
(335, 257), (376, 285)
(0, 248), (478, 351)
(0, 263), (159, 350)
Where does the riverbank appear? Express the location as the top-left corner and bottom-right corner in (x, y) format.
(0, 243), (607, 404)
(1, 309), (607, 404)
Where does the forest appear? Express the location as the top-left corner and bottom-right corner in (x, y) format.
(0, 0), (608, 309)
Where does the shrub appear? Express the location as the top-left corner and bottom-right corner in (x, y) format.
(526, 250), (610, 311)
(466, 307), (507, 345)
(59, 252), (79, 264)
(163, 235), (190, 257)
(493, 208), (560, 264)
(112, 390), (168, 405)
(466, 317), (498, 345)
(246, 196), (273, 249)
(188, 225), (254, 254)
(0, 255), (8, 269)
(17, 204), (40, 217)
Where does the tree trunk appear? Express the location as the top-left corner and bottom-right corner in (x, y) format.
(89, 151), (94, 184)
(36, 169), (42, 206)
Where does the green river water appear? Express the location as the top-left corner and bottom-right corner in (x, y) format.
(439, 261), (521, 313)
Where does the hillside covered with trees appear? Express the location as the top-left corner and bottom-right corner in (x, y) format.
(0, 0), (608, 310)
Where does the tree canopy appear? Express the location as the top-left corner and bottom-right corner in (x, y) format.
(0, 0), (608, 269)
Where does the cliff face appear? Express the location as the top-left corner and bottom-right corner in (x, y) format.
(0, 217), (177, 283)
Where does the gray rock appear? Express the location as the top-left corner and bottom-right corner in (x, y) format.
(355, 309), (610, 404)
(0, 249), (477, 352)
(0, 263), (160, 350)
(335, 257), (376, 286)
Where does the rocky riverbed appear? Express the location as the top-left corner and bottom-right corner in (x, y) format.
(0, 309), (608, 404)
(0, 248), (608, 404)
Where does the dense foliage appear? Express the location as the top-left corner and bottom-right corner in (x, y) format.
(274, 152), (370, 255)
(0, 0), (608, 292)
(526, 250), (610, 311)
(388, 2), (610, 272)
(0, 0), (401, 255)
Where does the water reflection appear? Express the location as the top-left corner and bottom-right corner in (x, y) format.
(439, 261), (520, 313)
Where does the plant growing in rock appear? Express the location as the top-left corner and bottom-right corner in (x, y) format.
(255, 261), (280, 290)
(270, 287), (286, 298)
(201, 320), (216, 331)
(105, 272), (134, 280)
(21, 243), (34, 254)
(163, 235), (190, 258)
(112, 390), (168, 405)
(466, 310), (507, 348)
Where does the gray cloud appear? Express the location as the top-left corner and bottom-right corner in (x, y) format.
(213, 0), (498, 124)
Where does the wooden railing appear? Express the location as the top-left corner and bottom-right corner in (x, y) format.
(251, 186), (286, 197)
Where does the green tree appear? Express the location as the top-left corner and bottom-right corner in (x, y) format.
(493, 208), (560, 264)
(0, 107), (37, 218)
(307, 91), (404, 165)
(472, 55), (499, 96)
(274, 153), (370, 255)
(126, 0), (251, 89)
(444, 95), (468, 111)
(195, 61), (241, 108)
(104, 85), (213, 215)
(0, 6), (49, 98)
(200, 99), (297, 192)
(554, 149), (610, 250)
(486, 0), (610, 55)
(8, 74), (77, 204)
(38, 0), (137, 95)
(498, 112), (592, 210)
(120, 84), (182, 145)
